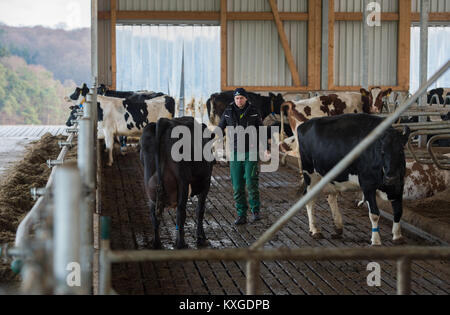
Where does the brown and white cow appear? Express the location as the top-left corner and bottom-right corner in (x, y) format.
(403, 159), (450, 200)
(280, 88), (392, 143)
(279, 88), (392, 171)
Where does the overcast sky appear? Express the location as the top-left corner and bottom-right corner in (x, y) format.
(0, 0), (91, 30)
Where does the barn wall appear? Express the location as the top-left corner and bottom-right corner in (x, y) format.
(332, 0), (398, 87)
(96, 0), (450, 91)
(227, 0), (309, 87)
(116, 0), (220, 11)
(98, 0), (112, 86)
(333, 21), (398, 87)
(335, 0), (398, 12)
(411, 0), (450, 12)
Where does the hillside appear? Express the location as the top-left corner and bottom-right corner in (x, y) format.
(0, 56), (75, 125)
(0, 25), (91, 85)
(0, 25), (90, 125)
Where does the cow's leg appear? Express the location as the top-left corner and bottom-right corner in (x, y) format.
(327, 194), (343, 239)
(149, 201), (162, 249)
(175, 186), (189, 249)
(104, 129), (114, 166)
(306, 199), (323, 239)
(364, 190), (382, 246)
(391, 198), (406, 245)
(195, 189), (208, 247)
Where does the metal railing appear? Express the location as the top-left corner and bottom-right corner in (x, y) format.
(0, 84), (97, 294)
(97, 61), (450, 296)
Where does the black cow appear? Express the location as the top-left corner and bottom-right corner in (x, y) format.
(298, 113), (410, 245)
(140, 117), (215, 249)
(427, 87), (450, 105)
(206, 91), (285, 126)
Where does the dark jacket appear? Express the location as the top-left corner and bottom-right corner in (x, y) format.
(218, 101), (263, 152)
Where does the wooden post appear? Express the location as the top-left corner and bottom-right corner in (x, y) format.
(328, 0), (335, 90)
(110, 0), (117, 90)
(268, 0), (301, 86)
(220, 0), (227, 90)
(246, 259), (260, 295)
(397, 258), (411, 295)
(398, 0), (411, 91)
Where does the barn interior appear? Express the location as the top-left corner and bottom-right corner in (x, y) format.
(0, 0), (450, 296)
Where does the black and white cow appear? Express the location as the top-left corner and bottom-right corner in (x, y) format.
(140, 117), (215, 249)
(427, 87), (450, 105)
(66, 85), (175, 166)
(297, 113), (410, 246)
(206, 90), (285, 126)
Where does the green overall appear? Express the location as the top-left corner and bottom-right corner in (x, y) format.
(218, 100), (263, 218)
(229, 151), (260, 217)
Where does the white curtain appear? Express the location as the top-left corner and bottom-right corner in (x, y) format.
(410, 26), (450, 93)
(116, 25), (220, 115)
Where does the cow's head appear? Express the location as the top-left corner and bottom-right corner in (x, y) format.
(69, 83), (90, 107)
(360, 87), (392, 114)
(66, 105), (81, 127)
(97, 84), (108, 95)
(380, 126), (410, 187)
(269, 92), (285, 113)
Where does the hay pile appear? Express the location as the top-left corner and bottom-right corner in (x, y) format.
(0, 133), (77, 284)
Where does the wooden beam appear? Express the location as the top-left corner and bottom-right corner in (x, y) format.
(228, 12), (308, 21)
(398, 0), (411, 91)
(220, 0), (227, 90)
(328, 0), (335, 90)
(335, 12), (399, 21)
(307, 0), (315, 89)
(411, 12), (450, 22)
(110, 0), (116, 90)
(268, 0), (301, 86)
(98, 11), (310, 21)
(116, 10), (220, 21)
(328, 85), (407, 92)
(314, 0), (322, 90)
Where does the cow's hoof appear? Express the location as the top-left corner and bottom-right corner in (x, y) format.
(196, 238), (209, 248)
(310, 232), (324, 239)
(393, 237), (407, 245)
(175, 242), (188, 250)
(331, 229), (343, 239)
(369, 243), (382, 247)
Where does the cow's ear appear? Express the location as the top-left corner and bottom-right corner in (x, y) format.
(384, 88), (392, 97)
(401, 126), (410, 146)
(360, 88), (369, 96)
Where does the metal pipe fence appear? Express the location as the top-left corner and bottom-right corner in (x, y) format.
(0, 85), (97, 294)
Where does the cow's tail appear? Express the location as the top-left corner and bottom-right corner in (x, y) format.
(206, 97), (212, 123)
(155, 119), (165, 216)
(280, 101), (294, 141)
(280, 101), (306, 193)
